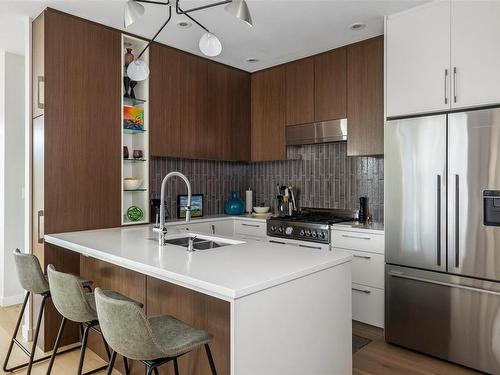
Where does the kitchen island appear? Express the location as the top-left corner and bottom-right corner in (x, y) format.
(45, 223), (352, 375)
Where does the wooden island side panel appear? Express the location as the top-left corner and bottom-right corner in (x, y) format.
(77, 256), (230, 375)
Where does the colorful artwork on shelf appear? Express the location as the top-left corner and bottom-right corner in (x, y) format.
(123, 106), (144, 131)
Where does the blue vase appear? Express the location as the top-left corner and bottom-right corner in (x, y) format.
(224, 191), (245, 215)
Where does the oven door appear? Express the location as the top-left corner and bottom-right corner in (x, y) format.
(266, 236), (330, 251)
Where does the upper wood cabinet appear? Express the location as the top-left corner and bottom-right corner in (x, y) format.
(207, 62), (250, 161)
(285, 58), (314, 126)
(150, 44), (250, 161)
(251, 66), (286, 161)
(314, 48), (347, 122)
(150, 44), (183, 158)
(347, 36), (384, 156)
(386, 0), (500, 117)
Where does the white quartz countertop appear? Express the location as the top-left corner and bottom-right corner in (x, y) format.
(331, 221), (384, 234)
(45, 225), (351, 301)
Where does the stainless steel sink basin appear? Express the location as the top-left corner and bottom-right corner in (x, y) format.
(163, 236), (229, 250)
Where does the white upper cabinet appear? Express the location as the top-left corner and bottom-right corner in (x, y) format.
(386, 1), (451, 118)
(450, 1), (500, 109)
(386, 0), (500, 118)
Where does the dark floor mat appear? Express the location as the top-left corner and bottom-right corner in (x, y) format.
(353, 334), (371, 353)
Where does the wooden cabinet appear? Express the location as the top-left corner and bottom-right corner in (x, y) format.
(150, 45), (250, 161)
(251, 66), (286, 161)
(450, 0), (500, 109)
(386, 1), (451, 117)
(150, 44), (182, 158)
(314, 48), (347, 122)
(285, 58), (314, 126)
(32, 8), (122, 350)
(347, 36), (384, 156)
(207, 62), (250, 161)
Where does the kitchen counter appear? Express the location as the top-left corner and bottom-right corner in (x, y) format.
(164, 213), (269, 225)
(45, 224), (351, 300)
(45, 224), (352, 375)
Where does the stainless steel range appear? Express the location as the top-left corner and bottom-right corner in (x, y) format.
(267, 208), (356, 244)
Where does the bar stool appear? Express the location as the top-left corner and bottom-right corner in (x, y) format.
(94, 287), (218, 375)
(45, 264), (139, 375)
(2, 249), (91, 375)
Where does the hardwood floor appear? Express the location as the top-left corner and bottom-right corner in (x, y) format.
(0, 305), (482, 375)
(352, 321), (482, 375)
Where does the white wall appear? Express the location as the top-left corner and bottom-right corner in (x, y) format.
(0, 50), (25, 306)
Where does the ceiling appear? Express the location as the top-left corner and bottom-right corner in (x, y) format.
(0, 0), (426, 71)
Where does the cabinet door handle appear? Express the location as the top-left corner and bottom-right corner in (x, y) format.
(352, 287), (371, 294)
(37, 210), (44, 244)
(242, 223), (260, 228)
(453, 67), (457, 103)
(444, 69), (448, 104)
(37, 76), (44, 109)
(341, 234), (371, 240)
(353, 254), (371, 260)
(211, 224), (215, 235)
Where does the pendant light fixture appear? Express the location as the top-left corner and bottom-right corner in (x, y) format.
(123, 0), (253, 80)
(225, 0), (253, 27)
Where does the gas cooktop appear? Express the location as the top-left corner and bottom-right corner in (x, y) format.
(267, 208), (357, 244)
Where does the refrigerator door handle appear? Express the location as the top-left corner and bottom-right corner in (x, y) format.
(455, 174), (460, 268)
(387, 271), (500, 297)
(436, 175), (441, 266)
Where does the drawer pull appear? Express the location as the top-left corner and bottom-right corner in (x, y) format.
(353, 254), (371, 259)
(241, 223), (260, 228)
(341, 234), (371, 240)
(352, 287), (371, 294)
(269, 240), (286, 245)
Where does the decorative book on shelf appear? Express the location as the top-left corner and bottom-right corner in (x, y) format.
(123, 106), (144, 131)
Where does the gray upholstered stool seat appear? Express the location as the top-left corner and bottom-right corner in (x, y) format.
(148, 315), (213, 358)
(46, 264), (141, 375)
(2, 249), (92, 375)
(94, 288), (218, 375)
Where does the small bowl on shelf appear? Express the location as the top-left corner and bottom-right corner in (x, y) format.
(124, 177), (143, 190)
(253, 206), (270, 214)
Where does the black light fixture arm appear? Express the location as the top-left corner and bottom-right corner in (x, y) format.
(137, 4), (172, 59)
(178, 0), (232, 14)
(133, 0), (232, 59)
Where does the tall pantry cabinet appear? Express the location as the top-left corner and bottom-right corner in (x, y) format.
(32, 8), (122, 350)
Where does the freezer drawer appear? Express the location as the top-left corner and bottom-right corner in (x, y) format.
(386, 265), (500, 374)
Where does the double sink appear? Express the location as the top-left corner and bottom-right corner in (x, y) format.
(163, 236), (230, 250)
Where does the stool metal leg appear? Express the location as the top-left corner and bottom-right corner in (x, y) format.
(25, 293), (48, 375)
(46, 316), (67, 375)
(123, 356), (130, 375)
(77, 322), (91, 375)
(106, 351), (117, 375)
(205, 344), (218, 375)
(173, 358), (179, 375)
(2, 291), (30, 372)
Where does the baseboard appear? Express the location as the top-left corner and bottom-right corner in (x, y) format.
(0, 293), (25, 307)
(22, 324), (33, 341)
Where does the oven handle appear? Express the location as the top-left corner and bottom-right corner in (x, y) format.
(269, 240), (286, 245)
(299, 244), (322, 250)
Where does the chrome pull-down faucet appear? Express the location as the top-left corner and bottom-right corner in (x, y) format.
(153, 171), (192, 246)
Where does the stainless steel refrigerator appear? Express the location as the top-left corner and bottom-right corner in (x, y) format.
(385, 107), (500, 374)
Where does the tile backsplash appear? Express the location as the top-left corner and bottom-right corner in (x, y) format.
(151, 142), (384, 222)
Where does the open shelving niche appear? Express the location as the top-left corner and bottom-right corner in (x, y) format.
(121, 34), (150, 225)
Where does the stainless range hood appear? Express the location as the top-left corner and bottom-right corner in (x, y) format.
(286, 119), (347, 146)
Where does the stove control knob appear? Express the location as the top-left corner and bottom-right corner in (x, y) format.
(278, 226), (284, 233)
(319, 231), (326, 239)
(311, 231), (318, 238)
(305, 229), (311, 237)
(270, 226), (276, 232)
(299, 230), (305, 236)
(285, 227), (293, 235)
